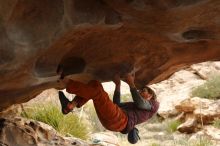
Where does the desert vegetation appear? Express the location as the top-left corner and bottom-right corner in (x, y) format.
(191, 75), (220, 99)
(21, 103), (90, 140)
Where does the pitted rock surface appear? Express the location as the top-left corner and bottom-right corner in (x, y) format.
(1, 0), (220, 111)
(0, 117), (89, 146)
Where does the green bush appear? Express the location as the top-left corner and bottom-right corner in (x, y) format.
(212, 118), (220, 129)
(21, 104), (89, 140)
(191, 75), (220, 99)
(164, 119), (181, 133)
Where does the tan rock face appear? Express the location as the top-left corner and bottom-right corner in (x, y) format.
(0, 117), (89, 146)
(91, 132), (119, 146)
(191, 61), (220, 79)
(177, 114), (198, 133)
(176, 97), (220, 124)
(189, 126), (220, 143)
(1, 0), (220, 111)
(175, 96), (220, 135)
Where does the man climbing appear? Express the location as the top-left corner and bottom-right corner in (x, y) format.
(58, 73), (159, 144)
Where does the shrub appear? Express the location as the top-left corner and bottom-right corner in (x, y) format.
(212, 118), (220, 129)
(164, 119), (181, 133)
(21, 104), (89, 140)
(191, 75), (220, 99)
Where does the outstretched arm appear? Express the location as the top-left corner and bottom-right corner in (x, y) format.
(125, 73), (152, 110)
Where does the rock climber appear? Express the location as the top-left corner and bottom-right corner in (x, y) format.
(58, 73), (159, 144)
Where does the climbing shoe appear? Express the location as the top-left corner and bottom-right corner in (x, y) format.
(58, 91), (72, 115)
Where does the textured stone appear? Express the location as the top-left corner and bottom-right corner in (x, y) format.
(90, 132), (119, 146)
(0, 117), (89, 146)
(177, 114), (198, 133)
(1, 0), (220, 111)
(191, 61), (220, 79)
(189, 126), (220, 145)
(176, 97), (220, 124)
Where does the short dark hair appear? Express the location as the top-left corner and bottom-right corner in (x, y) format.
(142, 86), (157, 100)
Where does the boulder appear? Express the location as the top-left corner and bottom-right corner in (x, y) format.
(203, 126), (220, 141)
(191, 61), (220, 79)
(177, 114), (198, 133)
(0, 117), (89, 146)
(189, 126), (220, 145)
(176, 97), (220, 124)
(90, 132), (119, 146)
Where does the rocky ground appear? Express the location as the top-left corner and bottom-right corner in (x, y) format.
(0, 117), (89, 146)
(117, 121), (220, 146)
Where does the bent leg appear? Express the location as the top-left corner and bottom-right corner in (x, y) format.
(72, 96), (89, 108)
(66, 80), (103, 100)
(66, 79), (128, 131)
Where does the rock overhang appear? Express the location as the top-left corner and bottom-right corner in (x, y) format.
(0, 0), (220, 111)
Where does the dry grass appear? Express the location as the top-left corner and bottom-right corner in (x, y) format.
(21, 103), (89, 140)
